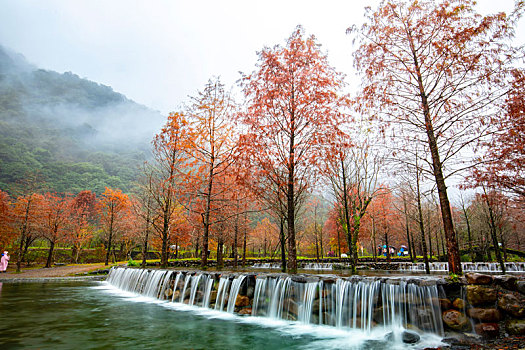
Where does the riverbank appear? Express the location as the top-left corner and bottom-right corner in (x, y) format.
(0, 263), (111, 281)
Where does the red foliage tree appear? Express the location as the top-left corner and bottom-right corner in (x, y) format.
(474, 69), (525, 201)
(238, 26), (347, 272)
(68, 190), (98, 263)
(350, 0), (523, 274)
(0, 190), (14, 250)
(100, 187), (131, 266)
(40, 193), (72, 268)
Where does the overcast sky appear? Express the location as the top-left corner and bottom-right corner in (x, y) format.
(0, 0), (523, 115)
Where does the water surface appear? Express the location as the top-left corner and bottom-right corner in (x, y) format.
(0, 280), (442, 349)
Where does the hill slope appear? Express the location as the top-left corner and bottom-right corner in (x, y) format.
(0, 46), (165, 195)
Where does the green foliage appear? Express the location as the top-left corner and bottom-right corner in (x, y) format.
(127, 259), (140, 267)
(460, 254), (471, 262)
(448, 273), (461, 283)
(0, 45), (160, 195)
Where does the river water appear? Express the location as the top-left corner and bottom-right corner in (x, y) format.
(0, 280), (442, 349)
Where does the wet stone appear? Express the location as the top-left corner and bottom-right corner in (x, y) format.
(402, 330), (421, 344)
(517, 281), (525, 295)
(467, 307), (501, 322)
(452, 298), (466, 310)
(474, 323), (499, 339)
(442, 309), (470, 331)
(505, 319), (525, 336)
(238, 308), (252, 315)
(465, 273), (493, 285)
(494, 275), (518, 291)
(466, 285), (497, 306)
(235, 295), (250, 308)
(439, 298), (452, 310)
(498, 293), (525, 318)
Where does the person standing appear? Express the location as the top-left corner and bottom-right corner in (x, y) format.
(0, 251), (9, 273)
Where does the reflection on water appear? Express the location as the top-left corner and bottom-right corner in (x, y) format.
(0, 280), (443, 350)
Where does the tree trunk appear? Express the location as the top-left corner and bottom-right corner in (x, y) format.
(499, 228), (508, 262)
(105, 209), (114, 266)
(385, 232), (390, 263)
(319, 227), (324, 259)
(416, 167), (430, 274)
(403, 198), (414, 262)
(287, 144), (297, 273)
(372, 216), (377, 262)
(217, 239), (224, 268)
(233, 206), (239, 268)
(201, 162), (215, 268)
(484, 190), (505, 274)
(410, 38), (462, 275)
(280, 216), (286, 272)
(45, 240), (55, 268)
(141, 229), (149, 268)
(462, 206), (475, 262)
(243, 216), (248, 268)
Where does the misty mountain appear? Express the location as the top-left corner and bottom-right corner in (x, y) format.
(0, 45), (165, 195)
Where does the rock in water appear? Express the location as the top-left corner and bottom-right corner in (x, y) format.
(235, 295), (250, 307)
(238, 308), (252, 315)
(402, 330), (420, 344)
(442, 309), (470, 331)
(474, 323), (499, 339)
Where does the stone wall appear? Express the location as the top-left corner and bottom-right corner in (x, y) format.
(440, 272), (525, 341)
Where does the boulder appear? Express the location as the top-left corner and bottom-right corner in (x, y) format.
(466, 285), (497, 306)
(402, 330), (421, 344)
(164, 288), (173, 298)
(172, 290), (180, 301)
(465, 273), (493, 285)
(467, 308), (501, 322)
(439, 298), (452, 310)
(517, 281), (525, 295)
(474, 323), (499, 339)
(238, 308), (252, 315)
(442, 309), (470, 331)
(235, 295), (250, 308)
(505, 319), (525, 335)
(452, 298), (466, 310)
(494, 275), (517, 291)
(498, 293), (525, 318)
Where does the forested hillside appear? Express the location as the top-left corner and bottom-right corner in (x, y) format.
(0, 46), (164, 195)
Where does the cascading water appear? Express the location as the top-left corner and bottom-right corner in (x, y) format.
(106, 267), (445, 347)
(399, 261), (525, 273)
(302, 262), (334, 270)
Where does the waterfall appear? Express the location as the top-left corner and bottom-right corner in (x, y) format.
(106, 267), (444, 337)
(171, 272), (181, 302)
(215, 276), (231, 311)
(399, 261), (525, 273)
(302, 262), (333, 270)
(226, 275), (247, 313)
(179, 273), (192, 303)
(188, 274), (202, 306)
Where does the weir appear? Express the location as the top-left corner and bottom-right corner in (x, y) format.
(398, 262), (525, 273)
(106, 267), (445, 342)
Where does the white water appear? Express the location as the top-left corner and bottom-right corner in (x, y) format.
(106, 267), (445, 349)
(399, 261), (525, 272)
(251, 262), (281, 269)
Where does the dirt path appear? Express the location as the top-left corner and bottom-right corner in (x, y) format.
(0, 263), (112, 279)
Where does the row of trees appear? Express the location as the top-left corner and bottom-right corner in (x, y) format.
(1, 0), (524, 274)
